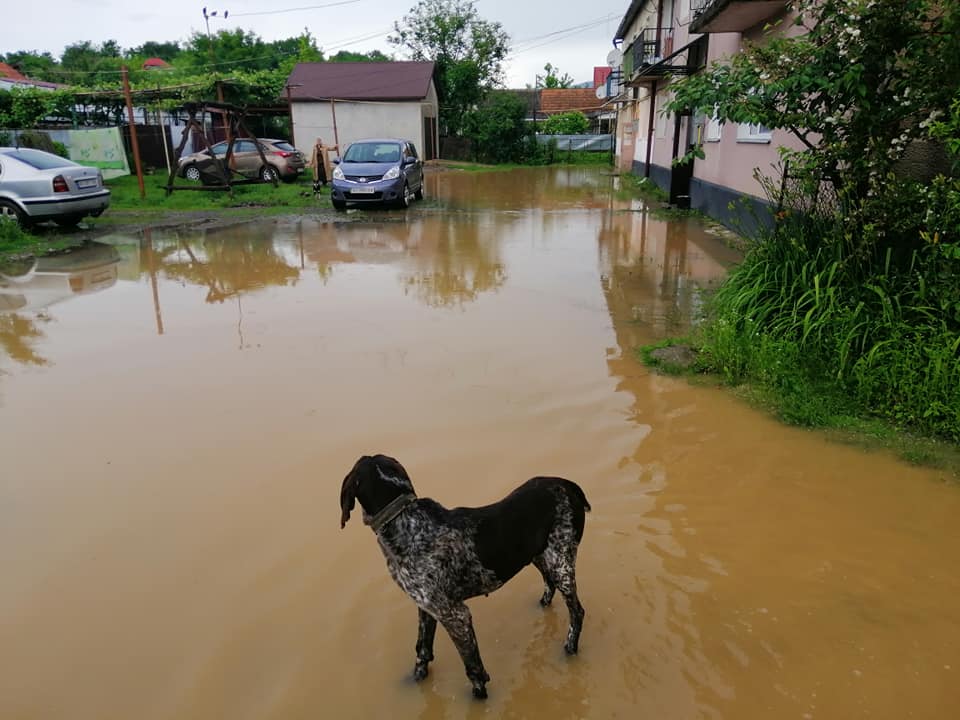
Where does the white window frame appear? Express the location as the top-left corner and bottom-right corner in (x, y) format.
(737, 122), (772, 143)
(706, 112), (722, 142)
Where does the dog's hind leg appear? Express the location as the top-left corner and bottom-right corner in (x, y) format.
(532, 554), (556, 607)
(543, 543), (585, 655)
(414, 608), (437, 681)
(435, 603), (490, 699)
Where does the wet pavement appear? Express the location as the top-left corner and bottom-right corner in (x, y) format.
(1, 167), (958, 719)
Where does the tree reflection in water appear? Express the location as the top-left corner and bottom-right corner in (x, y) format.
(156, 224), (301, 303)
(399, 216), (506, 308)
(0, 314), (49, 367)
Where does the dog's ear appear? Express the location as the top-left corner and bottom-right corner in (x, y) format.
(340, 456), (368, 529)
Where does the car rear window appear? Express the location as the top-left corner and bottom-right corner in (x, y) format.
(6, 148), (78, 170)
(272, 141), (296, 152)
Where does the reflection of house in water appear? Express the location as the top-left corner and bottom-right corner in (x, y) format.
(0, 242), (120, 366)
(598, 209), (738, 338)
(292, 217), (506, 308)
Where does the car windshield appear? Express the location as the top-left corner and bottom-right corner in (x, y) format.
(343, 142), (400, 163)
(7, 148), (77, 170)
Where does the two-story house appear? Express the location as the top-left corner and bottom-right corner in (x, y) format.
(612, 0), (798, 230)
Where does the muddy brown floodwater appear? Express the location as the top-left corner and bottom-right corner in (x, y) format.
(1, 167), (958, 720)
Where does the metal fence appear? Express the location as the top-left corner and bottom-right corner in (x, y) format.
(535, 134), (613, 152)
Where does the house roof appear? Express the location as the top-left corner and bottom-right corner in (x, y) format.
(539, 88), (604, 115)
(615, 0), (651, 40)
(0, 62), (27, 80)
(142, 57), (171, 69)
(285, 62), (436, 102)
(0, 63), (61, 90)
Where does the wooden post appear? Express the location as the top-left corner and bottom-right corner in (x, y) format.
(216, 80), (230, 143)
(286, 84), (296, 147)
(330, 97), (340, 150)
(122, 66), (146, 199)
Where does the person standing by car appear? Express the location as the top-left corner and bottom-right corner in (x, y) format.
(310, 137), (339, 192)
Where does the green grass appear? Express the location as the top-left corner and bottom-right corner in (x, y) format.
(0, 218), (88, 258)
(106, 172), (331, 213)
(0, 172), (335, 259)
(616, 173), (669, 203)
(638, 334), (960, 478)
(635, 199), (960, 475)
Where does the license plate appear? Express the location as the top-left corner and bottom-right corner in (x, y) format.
(77, 178), (97, 188)
(351, 187), (375, 194)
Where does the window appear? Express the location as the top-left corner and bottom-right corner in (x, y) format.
(656, 107), (671, 140)
(6, 148), (76, 170)
(737, 123), (772, 143)
(705, 111), (722, 142)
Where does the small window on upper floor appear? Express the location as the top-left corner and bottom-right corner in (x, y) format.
(737, 123), (772, 143)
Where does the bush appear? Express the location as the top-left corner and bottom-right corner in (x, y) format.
(463, 91), (530, 164)
(540, 111), (590, 135)
(699, 191), (960, 440)
(16, 129), (57, 153)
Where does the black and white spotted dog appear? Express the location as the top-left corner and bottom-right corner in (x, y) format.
(339, 454), (590, 699)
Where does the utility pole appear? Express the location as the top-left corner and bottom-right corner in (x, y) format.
(203, 8), (230, 141)
(533, 74), (543, 135)
(121, 65), (145, 199)
(202, 7), (229, 66)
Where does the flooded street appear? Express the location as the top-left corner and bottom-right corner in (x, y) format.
(2, 167), (958, 719)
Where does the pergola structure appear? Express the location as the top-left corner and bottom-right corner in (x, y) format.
(164, 100), (279, 195)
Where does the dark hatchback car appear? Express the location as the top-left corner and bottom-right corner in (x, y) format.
(330, 139), (424, 210)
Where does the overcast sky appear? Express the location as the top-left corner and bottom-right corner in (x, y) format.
(0, 0), (627, 87)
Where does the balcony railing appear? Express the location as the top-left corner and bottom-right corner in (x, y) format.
(622, 28), (704, 84)
(690, 0), (788, 34)
(631, 27), (673, 70)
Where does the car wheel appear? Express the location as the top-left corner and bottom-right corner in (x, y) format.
(0, 199), (30, 229)
(260, 165), (279, 182)
(54, 214), (84, 229)
(414, 182), (424, 201)
(183, 164), (202, 182)
(332, 199), (347, 211)
(397, 182), (412, 209)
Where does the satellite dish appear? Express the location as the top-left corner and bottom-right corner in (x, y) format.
(606, 48), (623, 68)
(596, 84), (609, 100)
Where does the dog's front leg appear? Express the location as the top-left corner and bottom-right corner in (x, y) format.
(436, 603), (490, 699)
(414, 607), (437, 681)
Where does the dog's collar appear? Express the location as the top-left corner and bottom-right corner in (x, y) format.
(370, 493), (416, 534)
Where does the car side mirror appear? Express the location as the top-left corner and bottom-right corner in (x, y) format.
(332, 158), (340, 165)
(403, 157), (417, 166)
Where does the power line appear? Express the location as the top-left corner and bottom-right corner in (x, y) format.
(511, 14), (619, 49)
(231, 0), (366, 18)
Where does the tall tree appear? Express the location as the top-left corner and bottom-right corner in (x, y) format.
(541, 63), (574, 89)
(328, 49), (393, 63)
(389, 0), (510, 135)
(127, 41), (181, 61)
(1, 51), (58, 81)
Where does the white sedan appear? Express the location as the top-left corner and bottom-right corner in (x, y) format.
(0, 147), (111, 228)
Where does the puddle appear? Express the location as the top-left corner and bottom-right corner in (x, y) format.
(1, 167), (957, 719)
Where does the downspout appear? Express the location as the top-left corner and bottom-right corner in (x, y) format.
(644, 80), (657, 178)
